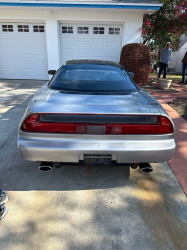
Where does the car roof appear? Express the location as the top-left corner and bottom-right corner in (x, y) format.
(65, 60), (123, 68)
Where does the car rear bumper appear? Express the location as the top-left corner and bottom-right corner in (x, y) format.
(17, 136), (175, 163)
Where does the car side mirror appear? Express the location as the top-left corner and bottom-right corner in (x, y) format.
(48, 70), (56, 75)
(128, 72), (134, 78)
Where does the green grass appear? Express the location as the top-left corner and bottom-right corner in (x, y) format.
(149, 73), (182, 81)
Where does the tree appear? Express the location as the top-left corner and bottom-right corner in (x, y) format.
(141, 0), (187, 50)
(120, 43), (150, 85)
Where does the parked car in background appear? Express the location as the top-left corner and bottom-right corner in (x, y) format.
(17, 60), (175, 172)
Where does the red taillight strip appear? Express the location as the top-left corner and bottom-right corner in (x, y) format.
(21, 114), (174, 134)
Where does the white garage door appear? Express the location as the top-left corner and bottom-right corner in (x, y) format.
(60, 24), (122, 65)
(0, 23), (48, 80)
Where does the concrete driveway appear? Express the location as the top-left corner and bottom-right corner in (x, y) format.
(0, 79), (187, 250)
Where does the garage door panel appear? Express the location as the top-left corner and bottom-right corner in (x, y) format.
(37, 69), (48, 75)
(35, 55), (47, 63)
(4, 59), (19, 65)
(0, 69), (6, 77)
(106, 56), (119, 61)
(0, 39), (16, 47)
(60, 24), (122, 65)
(2, 48), (18, 55)
(91, 56), (105, 60)
(6, 55), (19, 63)
(7, 69), (20, 77)
(22, 69), (34, 77)
(33, 39), (46, 47)
(19, 47), (33, 54)
(61, 56), (75, 63)
(0, 55), (4, 64)
(35, 63), (48, 70)
(18, 39), (33, 48)
(76, 41), (90, 49)
(61, 49), (75, 54)
(91, 42), (105, 50)
(20, 55), (33, 63)
(20, 61), (34, 67)
(62, 41), (75, 50)
(33, 48), (47, 55)
(76, 56), (90, 60)
(106, 50), (120, 56)
(0, 22), (48, 80)
(107, 41), (121, 50)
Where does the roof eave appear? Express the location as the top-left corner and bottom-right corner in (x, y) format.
(0, 1), (163, 10)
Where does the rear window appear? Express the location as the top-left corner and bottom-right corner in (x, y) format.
(50, 64), (137, 94)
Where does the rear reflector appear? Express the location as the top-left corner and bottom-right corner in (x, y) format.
(21, 114), (174, 134)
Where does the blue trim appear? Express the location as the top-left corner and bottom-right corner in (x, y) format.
(0, 2), (160, 9)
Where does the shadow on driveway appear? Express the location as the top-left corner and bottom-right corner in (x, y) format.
(0, 91), (130, 191)
(1, 80), (187, 250)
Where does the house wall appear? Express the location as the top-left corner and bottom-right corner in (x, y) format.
(176, 42), (187, 73)
(0, 8), (144, 74)
(168, 51), (178, 70)
(169, 42), (187, 73)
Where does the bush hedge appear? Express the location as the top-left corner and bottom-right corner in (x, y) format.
(119, 43), (150, 85)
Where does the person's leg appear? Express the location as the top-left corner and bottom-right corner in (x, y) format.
(0, 204), (8, 220)
(158, 62), (164, 78)
(184, 64), (187, 84)
(163, 64), (168, 78)
(180, 63), (186, 83)
(0, 189), (8, 220)
(0, 188), (8, 205)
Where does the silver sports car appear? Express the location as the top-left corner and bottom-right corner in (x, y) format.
(18, 60), (175, 171)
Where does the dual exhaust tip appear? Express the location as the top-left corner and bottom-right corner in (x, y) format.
(139, 163), (153, 173)
(39, 162), (153, 173)
(131, 163), (153, 173)
(39, 162), (53, 172)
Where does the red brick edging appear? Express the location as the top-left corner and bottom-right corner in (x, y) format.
(148, 80), (187, 195)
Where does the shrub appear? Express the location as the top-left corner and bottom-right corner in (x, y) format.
(119, 43), (150, 85)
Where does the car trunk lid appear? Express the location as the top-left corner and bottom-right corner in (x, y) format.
(37, 90), (161, 115)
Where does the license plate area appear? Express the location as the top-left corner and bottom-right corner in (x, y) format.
(83, 154), (112, 166)
(87, 125), (106, 135)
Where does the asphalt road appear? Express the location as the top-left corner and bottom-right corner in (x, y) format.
(0, 79), (187, 250)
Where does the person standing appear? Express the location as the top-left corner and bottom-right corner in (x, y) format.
(0, 188), (8, 220)
(158, 42), (172, 78)
(179, 51), (187, 85)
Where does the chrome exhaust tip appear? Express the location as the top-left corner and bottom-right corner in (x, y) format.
(139, 163), (153, 173)
(39, 162), (53, 172)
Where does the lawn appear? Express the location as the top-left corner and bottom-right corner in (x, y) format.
(149, 73), (182, 82)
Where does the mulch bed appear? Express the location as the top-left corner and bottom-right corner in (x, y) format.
(142, 77), (187, 122)
(168, 98), (187, 122)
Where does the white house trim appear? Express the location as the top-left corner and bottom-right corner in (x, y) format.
(0, 1), (163, 9)
(46, 18), (60, 72)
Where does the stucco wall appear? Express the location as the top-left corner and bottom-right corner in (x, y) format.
(169, 43), (187, 73)
(168, 51), (178, 70)
(176, 43), (187, 73)
(0, 8), (144, 74)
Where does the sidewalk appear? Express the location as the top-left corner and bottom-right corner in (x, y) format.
(147, 78), (187, 195)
